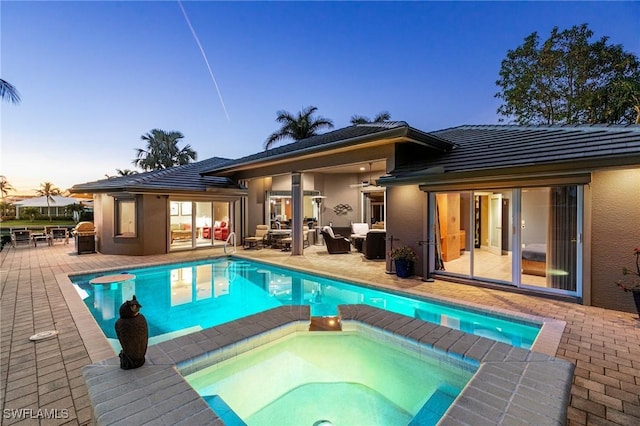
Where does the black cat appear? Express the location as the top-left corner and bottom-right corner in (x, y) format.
(115, 295), (148, 370)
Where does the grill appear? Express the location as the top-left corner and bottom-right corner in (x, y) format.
(73, 221), (96, 254)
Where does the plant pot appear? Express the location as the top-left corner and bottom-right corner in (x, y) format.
(633, 291), (640, 319)
(394, 259), (413, 278)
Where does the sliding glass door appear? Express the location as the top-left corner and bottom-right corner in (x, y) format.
(170, 200), (231, 250)
(433, 185), (581, 296)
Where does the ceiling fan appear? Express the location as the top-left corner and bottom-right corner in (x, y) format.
(350, 162), (376, 188)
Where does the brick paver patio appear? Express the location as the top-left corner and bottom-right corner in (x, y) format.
(1, 242), (639, 425)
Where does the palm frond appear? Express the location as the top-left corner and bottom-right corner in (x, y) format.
(350, 115), (369, 125)
(373, 111), (391, 122)
(0, 79), (21, 104)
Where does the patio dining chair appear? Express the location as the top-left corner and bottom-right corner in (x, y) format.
(49, 227), (70, 244)
(280, 229), (310, 251)
(10, 229), (32, 248)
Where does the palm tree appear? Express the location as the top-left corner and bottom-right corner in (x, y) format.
(264, 106), (334, 150)
(0, 201), (15, 218)
(21, 207), (39, 222)
(133, 129), (197, 171)
(0, 79), (21, 104)
(350, 111), (391, 125)
(36, 182), (62, 221)
(105, 168), (138, 179)
(117, 169), (138, 176)
(65, 203), (86, 223)
(0, 175), (15, 198)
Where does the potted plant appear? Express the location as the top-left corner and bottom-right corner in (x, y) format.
(389, 246), (418, 278)
(615, 247), (640, 318)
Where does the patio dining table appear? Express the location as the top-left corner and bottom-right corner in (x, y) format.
(267, 229), (291, 249)
(31, 232), (52, 247)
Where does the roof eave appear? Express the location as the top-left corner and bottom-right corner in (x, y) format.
(70, 185), (247, 195)
(202, 125), (455, 175)
(202, 127), (409, 175)
(378, 154), (640, 187)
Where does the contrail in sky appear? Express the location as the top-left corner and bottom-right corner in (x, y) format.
(178, 0), (230, 121)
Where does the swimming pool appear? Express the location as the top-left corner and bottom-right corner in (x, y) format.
(185, 331), (476, 426)
(71, 257), (540, 349)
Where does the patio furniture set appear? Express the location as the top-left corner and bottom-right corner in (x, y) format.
(243, 225), (310, 251)
(243, 222), (386, 258)
(9, 226), (70, 248)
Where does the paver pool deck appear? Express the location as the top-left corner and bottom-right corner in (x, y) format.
(1, 243), (640, 425)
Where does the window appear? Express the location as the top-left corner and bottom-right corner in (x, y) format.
(116, 199), (136, 236)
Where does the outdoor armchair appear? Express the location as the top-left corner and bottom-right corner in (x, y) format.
(244, 225), (269, 249)
(321, 226), (351, 254)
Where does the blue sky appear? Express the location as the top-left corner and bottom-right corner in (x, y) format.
(2, 1), (639, 194)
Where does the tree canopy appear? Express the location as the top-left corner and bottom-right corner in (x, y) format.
(350, 111), (391, 125)
(133, 129), (197, 171)
(495, 23), (640, 125)
(264, 106), (334, 150)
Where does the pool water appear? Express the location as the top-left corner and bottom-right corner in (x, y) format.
(184, 332), (476, 426)
(70, 257), (540, 348)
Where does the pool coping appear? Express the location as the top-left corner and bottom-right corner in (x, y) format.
(58, 255), (571, 424)
(230, 253), (567, 357)
(60, 253), (567, 361)
(81, 305), (574, 425)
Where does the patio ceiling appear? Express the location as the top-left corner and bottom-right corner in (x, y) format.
(302, 159), (387, 175)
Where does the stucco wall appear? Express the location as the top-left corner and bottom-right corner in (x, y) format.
(322, 175), (360, 228)
(94, 193), (112, 253)
(94, 194), (167, 256)
(590, 168), (640, 313)
(140, 195), (169, 255)
(387, 185), (427, 277)
(247, 178), (268, 236)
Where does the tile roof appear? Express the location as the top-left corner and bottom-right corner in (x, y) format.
(379, 124), (640, 183)
(70, 157), (244, 194)
(202, 121), (455, 174)
(14, 195), (87, 207)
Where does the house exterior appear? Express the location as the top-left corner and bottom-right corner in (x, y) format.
(71, 122), (640, 314)
(377, 124), (640, 314)
(70, 157), (247, 256)
(14, 195), (90, 219)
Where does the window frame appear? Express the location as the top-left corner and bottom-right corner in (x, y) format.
(114, 197), (137, 237)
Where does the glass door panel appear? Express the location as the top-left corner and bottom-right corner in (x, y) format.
(212, 202), (230, 243)
(196, 202), (213, 247)
(520, 187), (549, 287)
(520, 186), (578, 292)
(488, 194), (502, 255)
(435, 191), (471, 276)
(362, 189), (385, 227)
(170, 201), (194, 249)
(472, 190), (512, 284)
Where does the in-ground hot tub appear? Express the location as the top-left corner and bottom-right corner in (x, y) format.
(185, 330), (476, 426)
(81, 306), (573, 425)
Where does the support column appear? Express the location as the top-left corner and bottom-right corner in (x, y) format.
(239, 179), (249, 244)
(291, 173), (304, 255)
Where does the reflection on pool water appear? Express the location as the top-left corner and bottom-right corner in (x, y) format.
(70, 257), (540, 349)
(184, 332), (476, 426)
